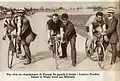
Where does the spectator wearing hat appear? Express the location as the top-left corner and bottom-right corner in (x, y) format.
(101, 8), (119, 65)
(60, 13), (77, 66)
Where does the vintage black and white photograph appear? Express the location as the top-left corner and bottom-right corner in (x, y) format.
(0, 2), (119, 71)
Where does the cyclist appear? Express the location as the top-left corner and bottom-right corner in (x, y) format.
(2, 10), (16, 52)
(3, 10), (15, 40)
(46, 13), (62, 50)
(85, 12), (108, 60)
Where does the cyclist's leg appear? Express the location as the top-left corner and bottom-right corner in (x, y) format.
(15, 36), (22, 54)
(10, 29), (17, 52)
(48, 30), (53, 50)
(103, 41), (109, 50)
(7, 34), (16, 52)
(56, 32), (61, 54)
(70, 35), (77, 66)
(86, 26), (91, 52)
(17, 40), (22, 54)
(87, 35), (93, 53)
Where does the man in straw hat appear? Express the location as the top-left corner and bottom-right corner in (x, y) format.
(101, 8), (119, 65)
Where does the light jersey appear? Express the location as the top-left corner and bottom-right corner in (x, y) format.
(86, 15), (105, 33)
(3, 18), (11, 27)
(3, 17), (16, 34)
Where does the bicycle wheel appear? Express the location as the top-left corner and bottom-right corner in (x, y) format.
(8, 41), (14, 69)
(52, 39), (56, 58)
(85, 38), (89, 56)
(97, 44), (105, 69)
(15, 38), (19, 58)
(85, 38), (95, 60)
(54, 38), (59, 69)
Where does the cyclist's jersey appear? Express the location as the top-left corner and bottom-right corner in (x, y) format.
(4, 18), (11, 27)
(86, 15), (105, 33)
(47, 19), (62, 34)
(3, 17), (15, 34)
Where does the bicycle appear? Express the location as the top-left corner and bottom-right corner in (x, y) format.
(85, 33), (112, 69)
(50, 33), (61, 69)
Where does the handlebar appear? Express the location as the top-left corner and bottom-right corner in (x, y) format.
(93, 32), (104, 38)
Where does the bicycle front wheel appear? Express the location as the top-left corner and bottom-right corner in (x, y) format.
(8, 42), (14, 69)
(55, 40), (60, 69)
(97, 44), (105, 69)
(85, 38), (95, 60)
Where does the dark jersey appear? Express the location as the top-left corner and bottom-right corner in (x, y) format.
(61, 20), (76, 40)
(47, 19), (62, 33)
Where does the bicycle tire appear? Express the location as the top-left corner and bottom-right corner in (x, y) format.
(85, 38), (89, 56)
(8, 42), (14, 69)
(85, 38), (95, 61)
(97, 44), (105, 69)
(52, 39), (56, 58)
(55, 37), (60, 69)
(15, 38), (19, 58)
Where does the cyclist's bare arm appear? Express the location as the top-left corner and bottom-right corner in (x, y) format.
(86, 16), (94, 38)
(46, 24), (51, 40)
(17, 16), (22, 40)
(89, 24), (93, 38)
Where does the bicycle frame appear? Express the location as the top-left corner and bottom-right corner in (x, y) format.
(50, 35), (61, 69)
(93, 33), (104, 52)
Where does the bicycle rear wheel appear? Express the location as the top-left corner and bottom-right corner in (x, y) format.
(8, 42), (14, 69)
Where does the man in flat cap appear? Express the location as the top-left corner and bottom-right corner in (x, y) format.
(101, 8), (119, 65)
(60, 13), (77, 66)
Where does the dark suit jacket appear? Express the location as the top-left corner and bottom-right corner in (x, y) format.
(105, 16), (118, 43)
(11, 16), (37, 45)
(61, 20), (76, 41)
(21, 17), (37, 45)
